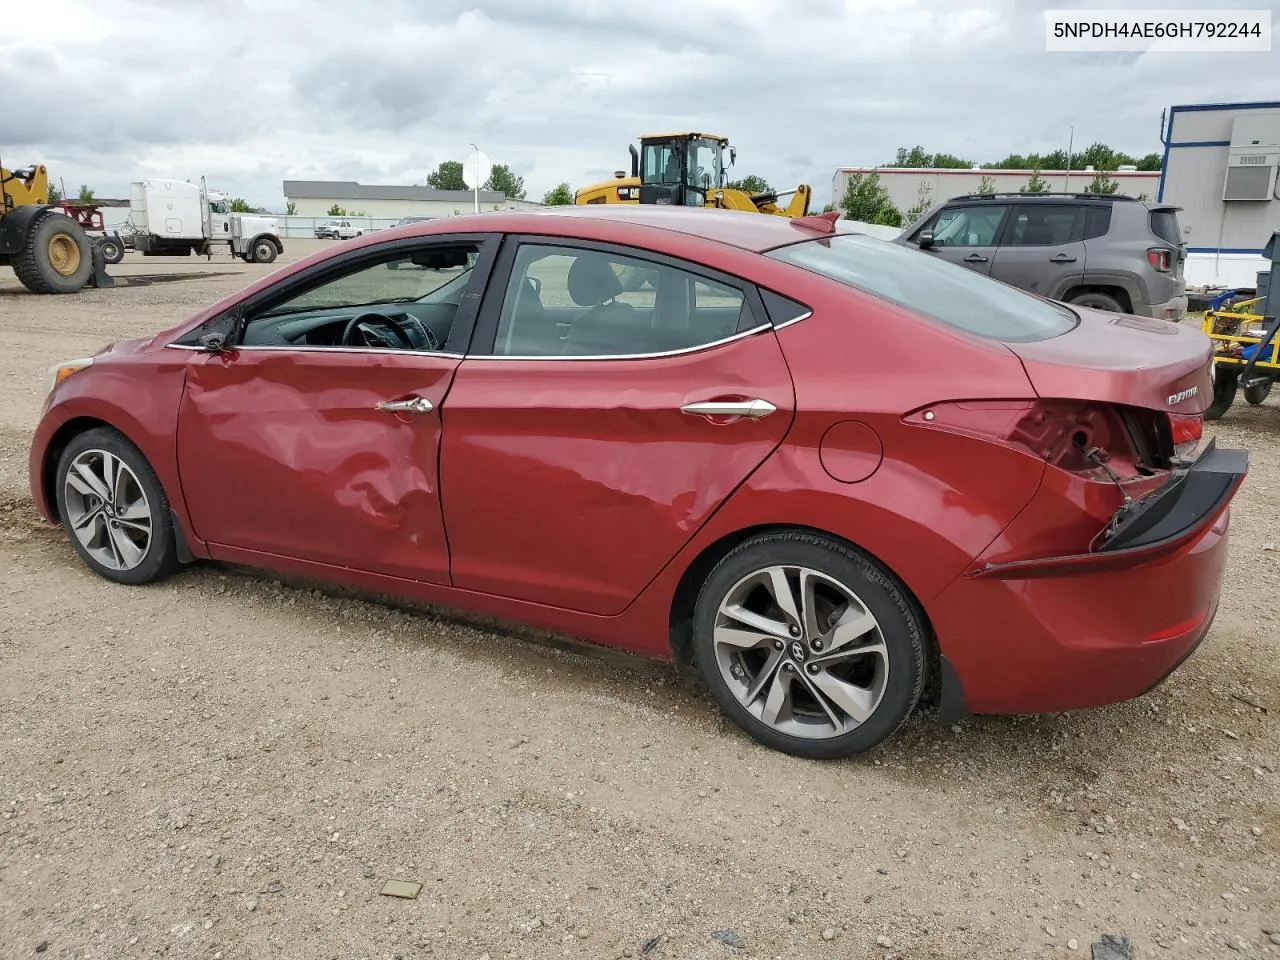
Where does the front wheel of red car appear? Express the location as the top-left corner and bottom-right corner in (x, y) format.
(691, 532), (927, 759)
(54, 428), (181, 586)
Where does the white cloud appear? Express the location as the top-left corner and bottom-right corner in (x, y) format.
(2, 0), (1274, 210)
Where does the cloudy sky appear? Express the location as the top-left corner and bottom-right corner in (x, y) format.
(4, 0), (1276, 210)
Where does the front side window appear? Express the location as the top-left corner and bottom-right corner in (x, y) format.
(493, 244), (749, 357)
(767, 233), (1077, 343)
(240, 244), (481, 351)
(929, 205), (1007, 247)
(686, 138), (723, 194)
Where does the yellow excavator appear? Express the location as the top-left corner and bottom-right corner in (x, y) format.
(1, 161), (110, 294)
(575, 132), (812, 218)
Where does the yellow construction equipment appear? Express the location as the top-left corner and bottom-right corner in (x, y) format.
(575, 132), (811, 218)
(1, 160), (110, 294)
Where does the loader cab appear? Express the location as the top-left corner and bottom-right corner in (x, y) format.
(638, 133), (731, 207)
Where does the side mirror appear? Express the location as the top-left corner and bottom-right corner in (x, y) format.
(729, 146), (737, 167)
(917, 231), (935, 250)
(198, 332), (228, 352)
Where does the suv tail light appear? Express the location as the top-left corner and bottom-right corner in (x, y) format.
(1168, 412), (1203, 462)
(905, 399), (1141, 477)
(1146, 248), (1172, 272)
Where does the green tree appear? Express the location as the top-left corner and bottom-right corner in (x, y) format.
(77, 184), (95, 204)
(326, 204), (347, 216)
(484, 163), (526, 200)
(1020, 170), (1050, 194)
(726, 174), (772, 194)
(902, 182), (934, 224)
(889, 146), (973, 169)
(977, 175), (997, 195)
(838, 171), (899, 224)
(1136, 153), (1162, 171)
(542, 182), (575, 206)
(285, 200), (297, 215)
(229, 198), (252, 213)
(427, 160), (467, 191)
(47, 181), (63, 204)
(1087, 170), (1119, 194)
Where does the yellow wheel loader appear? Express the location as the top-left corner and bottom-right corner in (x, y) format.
(575, 132), (811, 218)
(1, 162), (111, 294)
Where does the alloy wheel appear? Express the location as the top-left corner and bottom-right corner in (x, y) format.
(712, 564), (889, 739)
(62, 449), (153, 571)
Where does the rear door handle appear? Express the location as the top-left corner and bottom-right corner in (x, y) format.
(963, 254), (988, 263)
(1050, 253), (1078, 263)
(681, 399), (777, 419)
(376, 396), (433, 415)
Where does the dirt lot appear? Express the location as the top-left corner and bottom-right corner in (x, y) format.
(1, 244), (1277, 960)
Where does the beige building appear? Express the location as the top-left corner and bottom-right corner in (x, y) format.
(830, 166), (1163, 220)
(283, 180), (543, 219)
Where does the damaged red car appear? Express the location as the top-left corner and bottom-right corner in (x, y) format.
(29, 206), (1247, 759)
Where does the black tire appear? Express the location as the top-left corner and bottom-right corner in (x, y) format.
(1243, 379), (1272, 405)
(1205, 367), (1239, 420)
(1067, 291), (1124, 314)
(251, 237), (278, 264)
(11, 211), (94, 294)
(98, 236), (125, 264)
(691, 531), (927, 759)
(54, 427), (181, 586)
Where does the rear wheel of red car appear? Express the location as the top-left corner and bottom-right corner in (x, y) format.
(54, 428), (181, 586)
(691, 531), (926, 759)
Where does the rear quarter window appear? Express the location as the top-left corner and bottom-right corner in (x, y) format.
(1149, 209), (1183, 246)
(766, 233), (1078, 343)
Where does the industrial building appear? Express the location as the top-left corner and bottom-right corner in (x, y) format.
(829, 166), (1162, 219)
(1158, 100), (1280, 289)
(282, 180), (543, 219)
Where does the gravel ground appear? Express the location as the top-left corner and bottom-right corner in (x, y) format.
(1, 245), (1278, 960)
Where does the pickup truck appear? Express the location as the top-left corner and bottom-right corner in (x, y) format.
(314, 219), (363, 240)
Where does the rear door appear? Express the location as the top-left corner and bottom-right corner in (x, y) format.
(438, 237), (795, 616)
(989, 202), (1087, 298)
(916, 203), (1008, 276)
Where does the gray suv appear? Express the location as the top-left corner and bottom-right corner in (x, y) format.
(896, 193), (1188, 320)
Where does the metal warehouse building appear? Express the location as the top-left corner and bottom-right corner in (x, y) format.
(282, 180), (543, 219)
(1159, 100), (1280, 289)
(830, 167), (1161, 218)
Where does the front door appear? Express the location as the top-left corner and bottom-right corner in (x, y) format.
(439, 238), (795, 616)
(918, 203), (1009, 276)
(988, 202), (1086, 298)
(176, 237), (493, 584)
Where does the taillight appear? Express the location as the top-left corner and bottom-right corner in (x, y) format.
(905, 399), (1140, 477)
(1146, 248), (1171, 272)
(1168, 412), (1202, 461)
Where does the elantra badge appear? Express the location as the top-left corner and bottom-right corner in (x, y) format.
(1167, 386), (1198, 405)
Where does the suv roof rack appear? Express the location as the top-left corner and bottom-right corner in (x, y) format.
(948, 192), (1142, 202)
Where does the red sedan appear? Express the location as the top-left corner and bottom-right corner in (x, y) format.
(29, 206), (1247, 758)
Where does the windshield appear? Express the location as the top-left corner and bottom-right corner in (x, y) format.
(685, 137), (723, 194)
(766, 234), (1079, 343)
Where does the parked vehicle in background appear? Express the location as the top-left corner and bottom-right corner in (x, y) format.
(315, 219), (363, 240)
(129, 179), (283, 263)
(898, 193), (1189, 321)
(29, 206), (1244, 760)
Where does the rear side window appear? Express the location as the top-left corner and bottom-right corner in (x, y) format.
(1149, 209), (1183, 246)
(766, 234), (1078, 343)
(1082, 205), (1112, 240)
(1003, 205), (1083, 245)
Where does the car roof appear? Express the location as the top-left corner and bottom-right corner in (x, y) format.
(413, 204), (821, 254)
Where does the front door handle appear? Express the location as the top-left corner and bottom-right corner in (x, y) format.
(1050, 253), (1078, 263)
(963, 254), (988, 263)
(376, 396), (433, 415)
(681, 399), (777, 419)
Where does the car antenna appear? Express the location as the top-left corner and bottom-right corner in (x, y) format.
(791, 210), (840, 233)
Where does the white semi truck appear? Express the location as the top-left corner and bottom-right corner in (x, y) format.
(128, 178), (283, 263)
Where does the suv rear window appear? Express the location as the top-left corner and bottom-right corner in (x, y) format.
(1149, 209), (1183, 246)
(766, 233), (1078, 343)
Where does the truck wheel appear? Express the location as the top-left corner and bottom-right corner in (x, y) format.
(11, 212), (94, 294)
(98, 236), (125, 264)
(1244, 379), (1272, 405)
(251, 238), (278, 264)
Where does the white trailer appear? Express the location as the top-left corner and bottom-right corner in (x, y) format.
(129, 178), (283, 263)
